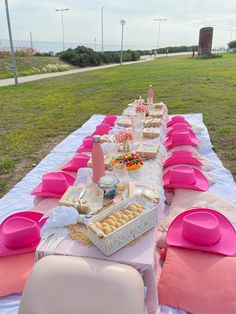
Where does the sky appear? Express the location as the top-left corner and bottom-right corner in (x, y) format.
(0, 0), (235, 50)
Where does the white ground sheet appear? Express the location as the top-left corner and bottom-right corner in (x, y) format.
(0, 113), (235, 314)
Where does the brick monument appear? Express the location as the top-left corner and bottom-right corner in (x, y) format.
(198, 27), (214, 56)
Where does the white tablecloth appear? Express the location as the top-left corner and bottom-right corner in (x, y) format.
(0, 113), (235, 314)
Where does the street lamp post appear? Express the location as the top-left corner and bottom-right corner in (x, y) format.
(30, 31), (33, 50)
(153, 18), (167, 56)
(101, 6), (105, 52)
(5, 0), (18, 86)
(55, 8), (69, 51)
(120, 19), (126, 65)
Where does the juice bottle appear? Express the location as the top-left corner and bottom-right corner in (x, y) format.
(147, 85), (154, 104)
(91, 136), (105, 182)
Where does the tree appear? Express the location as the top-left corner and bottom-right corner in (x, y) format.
(228, 40), (236, 49)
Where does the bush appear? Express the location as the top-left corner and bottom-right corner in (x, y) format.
(34, 52), (54, 57)
(228, 40), (236, 49)
(15, 47), (35, 57)
(0, 47), (36, 57)
(195, 53), (223, 59)
(141, 45), (198, 55)
(58, 46), (141, 67)
(59, 46), (101, 67)
(41, 64), (70, 73)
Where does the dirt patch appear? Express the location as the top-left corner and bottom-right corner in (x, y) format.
(0, 135), (65, 198)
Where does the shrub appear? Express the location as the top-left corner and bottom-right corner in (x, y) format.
(58, 46), (141, 67)
(195, 53), (223, 59)
(0, 47), (36, 57)
(15, 47), (35, 57)
(228, 40), (236, 49)
(41, 64), (70, 73)
(34, 52), (54, 57)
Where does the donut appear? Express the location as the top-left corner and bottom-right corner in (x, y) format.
(133, 212), (140, 218)
(95, 222), (103, 230)
(114, 212), (122, 219)
(110, 225), (117, 232)
(108, 215), (117, 221)
(121, 214), (129, 222)
(118, 219), (126, 225)
(102, 222), (111, 229)
(104, 219), (116, 226)
(103, 227), (112, 235)
(115, 221), (122, 228)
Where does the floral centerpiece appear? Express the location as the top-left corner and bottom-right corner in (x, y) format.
(135, 102), (148, 122)
(135, 103), (148, 113)
(112, 152), (143, 170)
(115, 130), (133, 152)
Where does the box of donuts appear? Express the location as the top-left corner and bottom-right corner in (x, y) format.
(87, 194), (158, 256)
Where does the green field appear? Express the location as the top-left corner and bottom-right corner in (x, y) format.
(0, 56), (74, 79)
(0, 53), (236, 196)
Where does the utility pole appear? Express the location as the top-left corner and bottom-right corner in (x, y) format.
(5, 0), (18, 86)
(55, 8), (69, 51)
(101, 6), (105, 52)
(120, 19), (126, 65)
(30, 31), (33, 49)
(153, 18), (167, 55)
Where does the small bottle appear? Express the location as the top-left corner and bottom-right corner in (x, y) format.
(92, 136), (105, 183)
(147, 85), (154, 105)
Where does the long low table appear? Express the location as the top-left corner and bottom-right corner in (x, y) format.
(0, 113), (236, 314)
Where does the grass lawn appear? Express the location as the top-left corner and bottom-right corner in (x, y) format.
(0, 56), (75, 79)
(0, 53), (236, 196)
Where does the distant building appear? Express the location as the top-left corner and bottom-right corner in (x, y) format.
(198, 27), (214, 56)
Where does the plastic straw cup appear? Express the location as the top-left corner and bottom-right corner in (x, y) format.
(132, 114), (143, 129)
(113, 163), (129, 182)
(87, 185), (104, 214)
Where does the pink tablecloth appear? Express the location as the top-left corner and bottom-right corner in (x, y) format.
(33, 198), (160, 314)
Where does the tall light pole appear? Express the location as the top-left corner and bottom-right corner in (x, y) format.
(5, 0), (18, 85)
(101, 6), (105, 52)
(55, 8), (69, 51)
(30, 31), (33, 50)
(153, 18), (167, 55)
(120, 19), (126, 65)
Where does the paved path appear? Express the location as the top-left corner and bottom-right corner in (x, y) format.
(0, 57), (153, 87)
(0, 52), (190, 87)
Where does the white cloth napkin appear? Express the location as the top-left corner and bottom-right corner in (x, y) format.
(40, 206), (79, 237)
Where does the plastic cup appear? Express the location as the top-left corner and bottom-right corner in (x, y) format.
(113, 163), (129, 182)
(87, 185), (104, 214)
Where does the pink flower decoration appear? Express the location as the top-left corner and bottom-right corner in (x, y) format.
(115, 130), (133, 144)
(136, 103), (148, 113)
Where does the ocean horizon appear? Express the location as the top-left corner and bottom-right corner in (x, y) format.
(0, 39), (152, 53)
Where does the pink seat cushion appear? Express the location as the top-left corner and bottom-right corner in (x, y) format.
(0, 252), (35, 296)
(158, 247), (236, 314)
